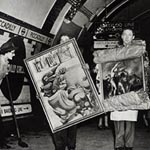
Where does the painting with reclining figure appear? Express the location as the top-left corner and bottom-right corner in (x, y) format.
(24, 38), (104, 133)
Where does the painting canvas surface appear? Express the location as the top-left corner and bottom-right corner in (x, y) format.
(94, 56), (150, 112)
(101, 57), (144, 99)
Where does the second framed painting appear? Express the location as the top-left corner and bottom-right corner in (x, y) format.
(24, 38), (104, 133)
(96, 56), (145, 109)
(102, 57), (144, 99)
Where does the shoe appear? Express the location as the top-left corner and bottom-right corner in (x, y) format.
(147, 128), (150, 132)
(0, 142), (11, 149)
(97, 125), (104, 130)
(104, 125), (110, 129)
(115, 147), (125, 150)
(68, 146), (75, 150)
(125, 147), (133, 150)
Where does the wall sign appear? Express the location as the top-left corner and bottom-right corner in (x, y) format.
(0, 18), (53, 45)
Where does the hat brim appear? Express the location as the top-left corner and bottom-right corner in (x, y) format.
(0, 41), (18, 54)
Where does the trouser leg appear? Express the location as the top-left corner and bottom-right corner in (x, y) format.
(104, 114), (109, 127)
(125, 121), (135, 148)
(67, 125), (77, 150)
(53, 129), (67, 150)
(114, 121), (125, 148)
(0, 116), (5, 142)
(98, 117), (103, 127)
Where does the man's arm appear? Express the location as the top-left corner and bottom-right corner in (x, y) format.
(93, 44), (146, 64)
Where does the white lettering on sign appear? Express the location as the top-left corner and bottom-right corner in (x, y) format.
(8, 64), (24, 74)
(1, 104), (32, 117)
(0, 18), (20, 34)
(27, 30), (47, 43)
(94, 40), (119, 49)
(0, 17), (53, 45)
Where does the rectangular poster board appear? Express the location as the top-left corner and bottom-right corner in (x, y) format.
(101, 57), (144, 99)
(24, 38), (104, 133)
(96, 56), (150, 111)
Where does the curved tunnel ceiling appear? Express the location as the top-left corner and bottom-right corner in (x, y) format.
(0, 0), (150, 42)
(0, 0), (150, 69)
(0, 0), (128, 35)
(80, 0), (150, 38)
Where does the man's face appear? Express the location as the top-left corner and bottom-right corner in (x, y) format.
(4, 50), (15, 60)
(122, 77), (127, 82)
(60, 35), (70, 44)
(121, 29), (135, 45)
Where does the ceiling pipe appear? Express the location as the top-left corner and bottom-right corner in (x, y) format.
(87, 0), (131, 32)
(87, 0), (116, 30)
(77, 0), (132, 47)
(96, 0), (116, 19)
(131, 9), (150, 21)
(103, 0), (129, 20)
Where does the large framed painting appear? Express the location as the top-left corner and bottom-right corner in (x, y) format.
(24, 38), (104, 133)
(96, 56), (150, 111)
(101, 57), (144, 99)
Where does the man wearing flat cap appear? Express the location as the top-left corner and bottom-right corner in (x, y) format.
(0, 39), (17, 81)
(0, 38), (17, 149)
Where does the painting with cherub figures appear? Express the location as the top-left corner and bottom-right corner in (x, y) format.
(24, 38), (104, 133)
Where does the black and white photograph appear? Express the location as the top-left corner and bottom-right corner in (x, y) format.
(0, 0), (150, 150)
(24, 38), (104, 133)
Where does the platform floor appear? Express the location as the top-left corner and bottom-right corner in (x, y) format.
(2, 115), (150, 150)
